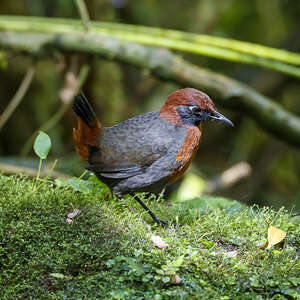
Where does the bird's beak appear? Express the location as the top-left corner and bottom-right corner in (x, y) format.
(211, 111), (234, 127)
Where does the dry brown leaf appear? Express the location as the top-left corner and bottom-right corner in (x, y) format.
(170, 274), (182, 285)
(151, 235), (169, 249)
(267, 226), (286, 249)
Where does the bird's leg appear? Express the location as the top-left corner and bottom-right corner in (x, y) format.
(134, 196), (168, 226)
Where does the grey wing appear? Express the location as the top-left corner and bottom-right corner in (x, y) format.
(87, 112), (175, 179)
(112, 152), (181, 196)
(86, 164), (146, 179)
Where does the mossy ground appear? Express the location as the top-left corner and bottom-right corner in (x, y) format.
(0, 174), (299, 299)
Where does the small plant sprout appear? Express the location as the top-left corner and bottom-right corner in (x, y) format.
(33, 131), (52, 180)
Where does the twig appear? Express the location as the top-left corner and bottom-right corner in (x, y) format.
(0, 66), (35, 131)
(20, 63), (89, 157)
(75, 0), (90, 31)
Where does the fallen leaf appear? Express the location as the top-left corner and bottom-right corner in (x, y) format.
(258, 225), (286, 250)
(267, 226), (286, 249)
(151, 235), (169, 249)
(170, 274), (182, 285)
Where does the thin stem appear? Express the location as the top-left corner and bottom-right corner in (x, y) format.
(45, 159), (58, 180)
(37, 158), (42, 180)
(0, 66), (35, 131)
(78, 170), (87, 180)
(75, 0), (90, 31)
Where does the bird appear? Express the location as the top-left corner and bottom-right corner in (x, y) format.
(72, 88), (233, 225)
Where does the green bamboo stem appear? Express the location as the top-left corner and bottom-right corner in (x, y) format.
(1, 15), (299, 66)
(0, 16), (299, 78)
(93, 22), (300, 66)
(90, 29), (300, 78)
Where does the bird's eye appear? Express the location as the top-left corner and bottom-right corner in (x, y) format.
(189, 106), (201, 113)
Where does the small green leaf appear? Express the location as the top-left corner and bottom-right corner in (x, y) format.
(33, 131), (51, 159)
(50, 273), (65, 279)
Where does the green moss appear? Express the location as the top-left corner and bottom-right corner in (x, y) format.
(0, 174), (299, 299)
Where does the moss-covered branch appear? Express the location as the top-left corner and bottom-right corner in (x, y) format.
(0, 30), (300, 147)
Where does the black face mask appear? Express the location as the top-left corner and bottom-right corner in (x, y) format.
(176, 105), (234, 127)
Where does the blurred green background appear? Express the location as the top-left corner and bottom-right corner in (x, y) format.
(0, 0), (299, 210)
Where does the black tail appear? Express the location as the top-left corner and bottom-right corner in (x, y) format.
(73, 92), (97, 128)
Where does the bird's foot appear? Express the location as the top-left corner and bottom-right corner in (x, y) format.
(153, 216), (168, 227)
